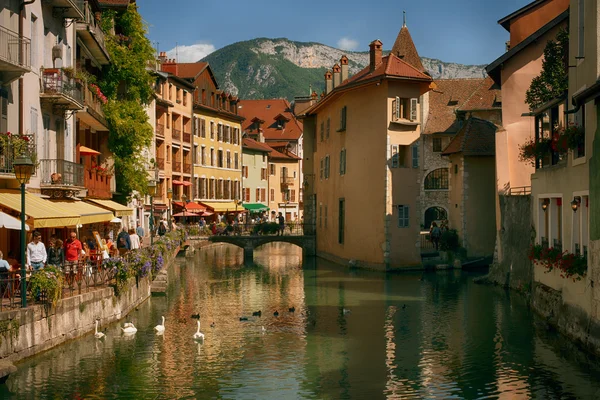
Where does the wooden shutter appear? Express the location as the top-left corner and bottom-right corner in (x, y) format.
(326, 118), (330, 139)
(412, 142), (419, 168)
(410, 98), (418, 121)
(320, 158), (324, 179)
(393, 97), (399, 120)
(391, 145), (399, 168)
(270, 189), (275, 202)
(255, 188), (260, 202)
(291, 190), (295, 202)
(261, 188), (266, 202)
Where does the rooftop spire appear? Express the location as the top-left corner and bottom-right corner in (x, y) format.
(390, 21), (426, 73)
(403, 11), (406, 27)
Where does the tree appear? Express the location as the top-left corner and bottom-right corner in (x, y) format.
(99, 4), (155, 202)
(525, 28), (569, 111)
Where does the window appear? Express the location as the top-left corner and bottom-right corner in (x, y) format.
(244, 188), (250, 202)
(410, 98), (418, 121)
(234, 152), (239, 169)
(454, 164), (458, 174)
(256, 188), (260, 202)
(167, 113), (170, 129)
(320, 121), (324, 142)
(338, 199), (345, 244)
(390, 145), (407, 168)
(210, 122), (215, 139)
(270, 188), (275, 202)
(339, 106), (347, 131)
(0, 89), (8, 132)
(432, 138), (442, 152)
(411, 141), (419, 168)
(324, 205), (328, 228)
(578, 0), (585, 58)
(226, 151), (231, 169)
(183, 90), (187, 106)
(291, 190), (296, 202)
(340, 148), (346, 175)
(575, 106), (585, 158)
(397, 205), (409, 228)
(218, 124), (223, 142)
(201, 146), (206, 165)
(167, 145), (171, 161)
(261, 188), (266, 202)
(320, 158), (324, 179)
(242, 166), (248, 178)
(217, 150), (223, 168)
(319, 205), (322, 228)
(392, 97), (418, 121)
(261, 168), (267, 180)
(210, 148), (215, 166)
(324, 155), (330, 179)
(326, 118), (330, 139)
(269, 163), (275, 175)
(424, 168), (449, 190)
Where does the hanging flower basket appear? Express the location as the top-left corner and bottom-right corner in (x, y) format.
(528, 244), (587, 281)
(519, 137), (553, 166)
(554, 122), (584, 151)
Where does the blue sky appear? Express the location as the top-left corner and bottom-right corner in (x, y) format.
(138, 0), (531, 65)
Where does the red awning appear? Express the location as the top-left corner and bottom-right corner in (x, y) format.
(173, 201), (205, 211)
(172, 180), (183, 185)
(182, 181), (192, 187)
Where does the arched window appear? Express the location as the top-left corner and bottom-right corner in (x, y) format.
(424, 168), (449, 190)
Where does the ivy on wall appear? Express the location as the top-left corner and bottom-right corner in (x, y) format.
(525, 27), (569, 111)
(99, 4), (155, 201)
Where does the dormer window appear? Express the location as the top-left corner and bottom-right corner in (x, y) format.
(274, 114), (290, 130)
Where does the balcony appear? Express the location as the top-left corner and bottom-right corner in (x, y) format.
(50, 0), (85, 20)
(157, 157), (165, 169)
(85, 168), (112, 199)
(0, 25), (30, 83)
(40, 68), (84, 110)
(156, 123), (165, 137)
(173, 161), (182, 172)
(77, 84), (107, 131)
(183, 131), (192, 143)
(281, 175), (295, 187)
(76, 2), (109, 65)
(40, 159), (85, 198)
(172, 128), (181, 141)
(0, 134), (35, 175)
(183, 163), (192, 174)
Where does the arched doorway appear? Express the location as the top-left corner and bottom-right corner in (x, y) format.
(424, 207), (447, 230)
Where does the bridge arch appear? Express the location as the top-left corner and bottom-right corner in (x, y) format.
(209, 235), (315, 263)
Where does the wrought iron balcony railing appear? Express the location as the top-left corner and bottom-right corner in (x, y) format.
(0, 25), (30, 72)
(40, 159), (84, 187)
(40, 68), (83, 110)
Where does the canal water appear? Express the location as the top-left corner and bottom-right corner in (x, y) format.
(2, 243), (600, 399)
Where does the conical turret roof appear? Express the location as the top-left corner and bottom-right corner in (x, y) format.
(390, 24), (426, 73)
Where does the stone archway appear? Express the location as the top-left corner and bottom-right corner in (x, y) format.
(424, 206), (447, 230)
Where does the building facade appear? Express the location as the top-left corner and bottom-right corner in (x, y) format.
(241, 138), (271, 209)
(301, 27), (433, 270)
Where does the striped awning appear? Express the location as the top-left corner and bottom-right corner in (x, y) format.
(51, 200), (113, 225)
(0, 190), (80, 228)
(85, 199), (133, 217)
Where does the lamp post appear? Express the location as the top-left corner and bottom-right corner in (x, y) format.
(148, 179), (157, 246)
(14, 156), (34, 308)
(167, 188), (173, 232)
(181, 193), (187, 226)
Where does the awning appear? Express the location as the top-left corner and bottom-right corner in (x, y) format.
(173, 201), (205, 212)
(86, 199), (133, 217)
(79, 145), (101, 156)
(51, 200), (113, 225)
(0, 190), (80, 228)
(199, 201), (245, 213)
(172, 180), (183, 185)
(243, 203), (269, 212)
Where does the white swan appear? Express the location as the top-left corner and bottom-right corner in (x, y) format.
(94, 320), (105, 339)
(154, 316), (165, 334)
(193, 320), (205, 341)
(122, 322), (137, 334)
(261, 326), (266, 334)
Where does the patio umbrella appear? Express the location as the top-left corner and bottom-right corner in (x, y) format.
(172, 210), (199, 217)
(110, 217), (122, 224)
(79, 145), (101, 156)
(0, 211), (30, 231)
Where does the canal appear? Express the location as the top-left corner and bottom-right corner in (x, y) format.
(2, 243), (600, 399)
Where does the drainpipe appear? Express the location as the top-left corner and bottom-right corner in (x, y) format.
(19, 1), (36, 137)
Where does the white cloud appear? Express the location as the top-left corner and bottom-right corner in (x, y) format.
(337, 37), (359, 51)
(165, 42), (216, 62)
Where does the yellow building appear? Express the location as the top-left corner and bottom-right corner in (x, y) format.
(267, 148), (302, 221)
(161, 62), (244, 216)
(301, 25), (433, 270)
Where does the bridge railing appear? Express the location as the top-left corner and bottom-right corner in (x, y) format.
(209, 222), (316, 237)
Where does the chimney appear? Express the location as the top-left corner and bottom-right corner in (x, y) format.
(158, 51), (167, 64)
(340, 55), (348, 82)
(259, 129), (265, 143)
(369, 40), (383, 72)
(332, 63), (341, 88)
(325, 70), (333, 94)
(161, 57), (177, 75)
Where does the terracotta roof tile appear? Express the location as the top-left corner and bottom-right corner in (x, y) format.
(342, 54), (431, 87)
(172, 62), (209, 79)
(238, 99), (303, 141)
(423, 78), (487, 135)
(442, 117), (497, 156)
(459, 77), (501, 111)
(390, 25), (426, 73)
(242, 138), (273, 153)
(268, 147), (301, 161)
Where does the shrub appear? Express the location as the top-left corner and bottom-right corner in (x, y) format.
(30, 267), (64, 306)
(440, 229), (460, 252)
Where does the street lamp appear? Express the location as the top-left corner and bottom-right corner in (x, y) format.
(148, 180), (157, 246)
(167, 188), (173, 232)
(14, 156), (34, 308)
(181, 193), (187, 226)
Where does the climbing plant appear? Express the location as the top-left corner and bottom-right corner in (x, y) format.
(99, 4), (155, 201)
(525, 27), (569, 111)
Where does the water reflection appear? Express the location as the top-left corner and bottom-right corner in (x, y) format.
(2, 243), (600, 399)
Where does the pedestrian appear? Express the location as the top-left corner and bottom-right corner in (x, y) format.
(47, 238), (64, 268)
(104, 235), (116, 257)
(277, 212), (285, 236)
(136, 222), (145, 239)
(64, 231), (83, 271)
(117, 228), (131, 251)
(0, 251), (11, 273)
(129, 228), (141, 250)
(158, 220), (167, 236)
(430, 222), (442, 251)
(27, 231), (47, 271)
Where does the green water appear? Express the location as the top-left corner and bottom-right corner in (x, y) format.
(2, 243), (600, 399)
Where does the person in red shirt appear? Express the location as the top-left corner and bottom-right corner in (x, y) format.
(64, 231), (83, 270)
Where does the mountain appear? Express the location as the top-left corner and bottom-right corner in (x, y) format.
(201, 38), (488, 100)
